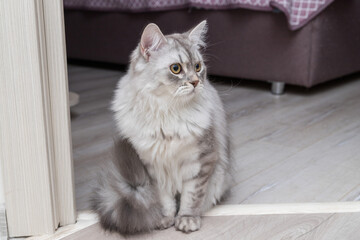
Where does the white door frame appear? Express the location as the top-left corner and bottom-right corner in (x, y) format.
(0, 0), (75, 237)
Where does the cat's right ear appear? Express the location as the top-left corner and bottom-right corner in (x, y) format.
(140, 23), (167, 61)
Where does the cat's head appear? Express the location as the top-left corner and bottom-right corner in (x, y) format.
(131, 21), (208, 101)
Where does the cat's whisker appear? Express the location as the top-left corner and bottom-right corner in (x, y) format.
(206, 40), (226, 48)
(218, 81), (242, 97)
(203, 53), (223, 63)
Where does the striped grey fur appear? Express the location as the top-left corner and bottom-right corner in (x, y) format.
(90, 138), (163, 234)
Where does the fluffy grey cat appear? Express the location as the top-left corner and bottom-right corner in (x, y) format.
(91, 20), (232, 234)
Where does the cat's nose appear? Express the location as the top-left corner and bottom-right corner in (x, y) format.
(190, 80), (199, 88)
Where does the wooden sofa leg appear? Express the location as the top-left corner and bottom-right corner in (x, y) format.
(271, 81), (285, 95)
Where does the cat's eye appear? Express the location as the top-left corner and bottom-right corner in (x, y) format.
(195, 63), (201, 72)
(170, 63), (182, 74)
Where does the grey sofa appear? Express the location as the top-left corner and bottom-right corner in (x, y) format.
(64, 0), (360, 93)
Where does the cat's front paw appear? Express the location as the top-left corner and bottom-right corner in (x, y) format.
(175, 215), (201, 233)
(157, 216), (175, 230)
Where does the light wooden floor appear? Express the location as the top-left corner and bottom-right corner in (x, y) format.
(68, 64), (360, 238)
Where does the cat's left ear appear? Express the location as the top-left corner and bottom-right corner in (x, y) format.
(188, 20), (208, 48)
(140, 23), (167, 61)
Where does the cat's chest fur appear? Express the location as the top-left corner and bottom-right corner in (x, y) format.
(138, 128), (201, 192)
(113, 91), (213, 192)
(139, 122), (206, 192)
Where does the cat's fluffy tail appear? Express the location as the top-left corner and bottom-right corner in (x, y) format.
(90, 138), (162, 234)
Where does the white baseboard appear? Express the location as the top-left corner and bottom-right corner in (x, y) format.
(29, 202), (360, 240)
(204, 202), (360, 216)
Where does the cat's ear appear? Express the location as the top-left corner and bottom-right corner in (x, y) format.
(140, 23), (167, 61)
(188, 20), (208, 48)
